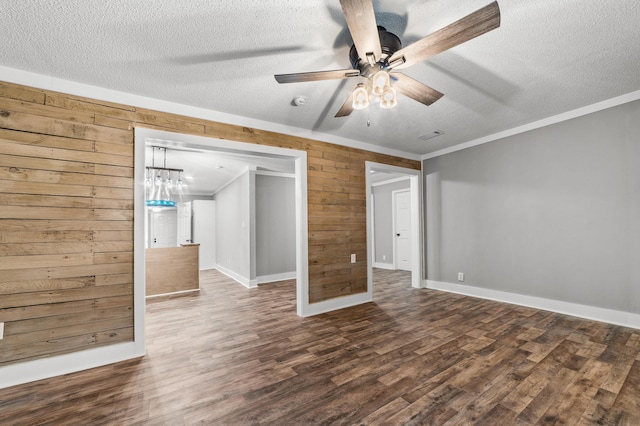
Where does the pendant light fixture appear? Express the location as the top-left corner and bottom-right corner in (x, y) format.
(145, 146), (185, 207)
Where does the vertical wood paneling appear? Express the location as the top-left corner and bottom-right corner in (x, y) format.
(0, 80), (419, 366)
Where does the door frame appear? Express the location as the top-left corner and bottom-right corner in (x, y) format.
(134, 128), (310, 341)
(366, 161), (423, 290)
(392, 188), (411, 271)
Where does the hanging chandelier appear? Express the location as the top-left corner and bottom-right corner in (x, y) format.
(145, 146), (185, 207)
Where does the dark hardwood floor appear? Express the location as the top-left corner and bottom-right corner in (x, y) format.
(1, 269), (639, 425)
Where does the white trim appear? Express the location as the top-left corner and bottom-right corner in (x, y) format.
(216, 265), (258, 288)
(0, 65), (419, 161)
(295, 154), (310, 316)
(371, 175), (410, 187)
(0, 137), (148, 389)
(303, 292), (373, 317)
(182, 191), (215, 197)
(366, 162), (423, 291)
(145, 288), (200, 298)
(370, 193), (376, 266)
(373, 262), (396, 270)
(0, 342), (144, 390)
(425, 280), (640, 329)
(422, 89), (640, 160)
(255, 171), (295, 179)
(136, 128), (309, 315)
(257, 271), (297, 284)
(409, 175), (423, 289)
(133, 136), (147, 345)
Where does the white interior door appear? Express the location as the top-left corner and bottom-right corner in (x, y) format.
(149, 209), (177, 248)
(177, 202), (192, 244)
(393, 190), (411, 271)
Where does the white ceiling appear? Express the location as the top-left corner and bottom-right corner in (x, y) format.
(2, 1), (640, 157)
(144, 143), (295, 196)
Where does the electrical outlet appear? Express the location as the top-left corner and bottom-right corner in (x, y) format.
(458, 272), (465, 282)
(382, 254), (386, 261)
(351, 253), (356, 263)
(0, 322), (4, 340)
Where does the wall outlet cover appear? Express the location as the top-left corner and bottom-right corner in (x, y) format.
(457, 272), (465, 282)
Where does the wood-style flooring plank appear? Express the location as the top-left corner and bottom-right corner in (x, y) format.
(0, 269), (639, 425)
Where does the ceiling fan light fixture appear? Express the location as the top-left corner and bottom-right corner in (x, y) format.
(352, 85), (370, 110)
(273, 1), (501, 119)
(379, 87), (398, 109)
(371, 70), (390, 96)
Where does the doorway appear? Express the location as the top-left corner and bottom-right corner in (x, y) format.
(393, 189), (412, 271)
(134, 128), (311, 351)
(366, 162), (422, 292)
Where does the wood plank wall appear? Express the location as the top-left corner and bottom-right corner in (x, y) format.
(0, 80), (419, 366)
(146, 246), (199, 296)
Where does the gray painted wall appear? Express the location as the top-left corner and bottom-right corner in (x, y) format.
(424, 99), (640, 313)
(256, 174), (296, 277)
(214, 171), (252, 280)
(372, 179), (410, 265)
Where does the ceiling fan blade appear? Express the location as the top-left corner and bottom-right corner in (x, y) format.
(388, 1), (500, 70)
(335, 91), (355, 117)
(340, 0), (382, 63)
(391, 73), (444, 106)
(274, 69), (360, 83)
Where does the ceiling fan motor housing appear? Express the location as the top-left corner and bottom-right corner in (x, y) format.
(349, 26), (402, 76)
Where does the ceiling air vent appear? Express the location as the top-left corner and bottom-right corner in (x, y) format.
(418, 130), (445, 141)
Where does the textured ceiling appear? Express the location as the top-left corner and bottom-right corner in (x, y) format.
(144, 144), (295, 196)
(1, 0), (640, 156)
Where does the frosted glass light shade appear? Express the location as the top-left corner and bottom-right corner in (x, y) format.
(372, 70), (390, 96)
(352, 85), (369, 110)
(380, 87), (398, 109)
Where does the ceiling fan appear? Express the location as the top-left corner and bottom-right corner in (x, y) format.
(274, 0), (500, 118)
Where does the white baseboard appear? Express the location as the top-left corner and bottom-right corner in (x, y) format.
(0, 341), (145, 390)
(373, 262), (396, 270)
(303, 292), (373, 317)
(199, 265), (218, 271)
(425, 280), (640, 329)
(145, 288), (200, 298)
(216, 265), (257, 288)
(257, 271), (296, 284)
